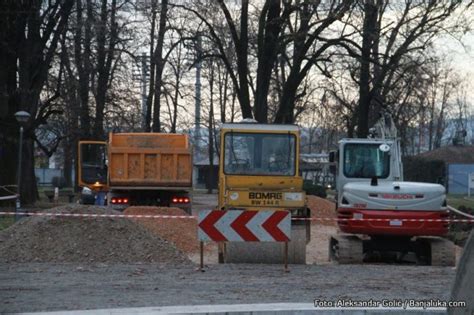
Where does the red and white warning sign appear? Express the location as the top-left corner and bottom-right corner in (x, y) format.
(198, 210), (290, 242)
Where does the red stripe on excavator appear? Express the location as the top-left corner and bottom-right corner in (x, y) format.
(337, 208), (449, 236)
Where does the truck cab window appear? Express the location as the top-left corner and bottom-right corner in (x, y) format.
(80, 143), (107, 184)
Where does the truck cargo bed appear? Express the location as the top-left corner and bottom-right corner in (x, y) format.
(108, 133), (192, 187)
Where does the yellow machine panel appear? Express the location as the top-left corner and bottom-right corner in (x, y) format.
(225, 190), (306, 208)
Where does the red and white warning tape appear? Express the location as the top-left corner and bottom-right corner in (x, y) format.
(1, 211), (474, 223)
(0, 195), (18, 201)
(294, 217), (474, 223)
(0, 211), (195, 219)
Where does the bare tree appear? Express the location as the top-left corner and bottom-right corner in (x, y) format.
(0, 0), (74, 204)
(175, 0), (355, 124)
(354, 0), (467, 137)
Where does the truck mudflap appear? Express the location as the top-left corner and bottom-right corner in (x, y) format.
(337, 208), (449, 236)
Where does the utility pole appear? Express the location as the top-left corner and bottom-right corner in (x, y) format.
(133, 54), (150, 131)
(141, 53), (148, 131)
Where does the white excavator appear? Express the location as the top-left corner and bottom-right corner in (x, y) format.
(329, 113), (455, 266)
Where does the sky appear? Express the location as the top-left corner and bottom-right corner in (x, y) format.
(434, 5), (474, 104)
(438, 32), (474, 101)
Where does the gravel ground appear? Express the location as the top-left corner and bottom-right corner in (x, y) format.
(0, 263), (456, 313)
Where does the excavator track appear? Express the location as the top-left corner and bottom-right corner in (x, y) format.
(329, 234), (364, 264)
(420, 237), (456, 267)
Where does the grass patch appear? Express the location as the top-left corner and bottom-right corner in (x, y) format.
(33, 201), (70, 209)
(0, 216), (15, 231)
(447, 194), (474, 209)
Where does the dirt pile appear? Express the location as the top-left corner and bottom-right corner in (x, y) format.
(307, 195), (337, 226)
(0, 205), (192, 265)
(124, 207), (205, 253)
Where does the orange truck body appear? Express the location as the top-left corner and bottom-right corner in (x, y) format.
(78, 132), (193, 212)
(108, 133), (192, 188)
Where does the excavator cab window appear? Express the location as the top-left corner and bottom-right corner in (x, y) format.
(343, 143), (389, 179)
(78, 141), (108, 186)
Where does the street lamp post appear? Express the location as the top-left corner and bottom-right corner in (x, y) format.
(14, 111), (31, 221)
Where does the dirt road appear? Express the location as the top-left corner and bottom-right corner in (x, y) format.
(0, 263), (455, 313)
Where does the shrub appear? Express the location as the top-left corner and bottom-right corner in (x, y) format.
(51, 176), (67, 189)
(303, 180), (327, 198)
(403, 157), (445, 185)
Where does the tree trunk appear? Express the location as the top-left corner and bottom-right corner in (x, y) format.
(357, 0), (378, 138)
(236, 0), (252, 119)
(273, 68), (302, 124)
(171, 73), (179, 133)
(94, 0), (118, 140)
(0, 128), (18, 202)
(368, 1), (383, 128)
(218, 65), (228, 123)
(254, 0), (281, 123)
(74, 0), (92, 139)
(207, 66), (215, 194)
(145, 0), (158, 132)
(21, 137), (38, 202)
(152, 0), (169, 132)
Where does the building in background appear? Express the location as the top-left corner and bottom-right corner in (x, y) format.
(416, 146), (474, 194)
(299, 153), (335, 188)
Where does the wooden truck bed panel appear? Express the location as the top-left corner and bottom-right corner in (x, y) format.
(108, 133), (192, 187)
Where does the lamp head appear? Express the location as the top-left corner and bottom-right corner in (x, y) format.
(14, 111), (31, 124)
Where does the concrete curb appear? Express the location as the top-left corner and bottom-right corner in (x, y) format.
(17, 303), (447, 315)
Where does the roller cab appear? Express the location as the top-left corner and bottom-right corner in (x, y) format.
(217, 123), (310, 264)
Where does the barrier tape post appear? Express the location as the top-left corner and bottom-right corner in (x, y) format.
(199, 241), (204, 272)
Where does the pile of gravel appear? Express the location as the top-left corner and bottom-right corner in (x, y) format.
(0, 205), (192, 265)
(124, 206), (200, 253)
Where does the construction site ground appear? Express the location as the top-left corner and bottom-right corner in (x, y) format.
(0, 192), (462, 313)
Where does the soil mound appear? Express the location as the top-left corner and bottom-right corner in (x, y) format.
(124, 207), (200, 253)
(0, 205), (192, 265)
(307, 195), (337, 226)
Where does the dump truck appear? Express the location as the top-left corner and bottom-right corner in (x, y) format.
(78, 133), (193, 213)
(329, 114), (455, 265)
(217, 121), (311, 264)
